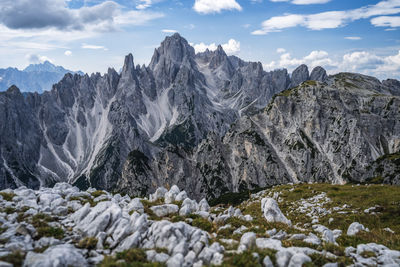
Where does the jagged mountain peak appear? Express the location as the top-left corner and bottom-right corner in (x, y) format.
(122, 53), (135, 75)
(149, 33), (195, 69)
(5, 84), (22, 95)
(310, 66), (328, 82)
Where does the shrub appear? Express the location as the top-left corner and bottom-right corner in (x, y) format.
(77, 237), (98, 249)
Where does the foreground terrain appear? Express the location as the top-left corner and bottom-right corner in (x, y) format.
(0, 182), (399, 266)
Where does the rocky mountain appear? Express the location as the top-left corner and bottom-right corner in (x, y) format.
(118, 72), (400, 199)
(0, 33), (399, 201)
(0, 61), (82, 93)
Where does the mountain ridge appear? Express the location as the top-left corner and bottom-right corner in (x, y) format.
(0, 61), (83, 93)
(0, 33), (399, 200)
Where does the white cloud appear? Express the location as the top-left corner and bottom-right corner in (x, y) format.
(371, 16), (400, 28)
(136, 0), (164, 10)
(252, 14), (305, 34)
(291, 0), (331, 4)
(162, 29), (177, 33)
(192, 39), (241, 55)
(264, 49), (400, 79)
(222, 39), (241, 55)
(26, 53), (53, 64)
(64, 50), (72, 56)
(276, 48), (286, 53)
(81, 43), (107, 50)
(185, 24), (195, 30)
(270, 0), (331, 4)
(345, 36), (362, 40)
(253, 0), (400, 35)
(193, 0), (242, 14)
(264, 49), (334, 71)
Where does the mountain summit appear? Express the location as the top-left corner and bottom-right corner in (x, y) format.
(0, 34), (399, 200)
(0, 61), (83, 93)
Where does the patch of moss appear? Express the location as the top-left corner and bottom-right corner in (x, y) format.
(192, 217), (213, 232)
(360, 250), (376, 258)
(0, 192), (16, 201)
(37, 226), (64, 240)
(100, 248), (165, 267)
(0, 251), (25, 267)
(77, 237), (98, 250)
(221, 251), (261, 267)
(91, 190), (106, 198)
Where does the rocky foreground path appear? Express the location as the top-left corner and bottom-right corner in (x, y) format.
(0, 183), (398, 266)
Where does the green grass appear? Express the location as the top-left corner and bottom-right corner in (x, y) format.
(0, 192), (16, 201)
(192, 217), (213, 232)
(100, 248), (165, 267)
(260, 184), (400, 251)
(77, 237), (98, 249)
(0, 251), (25, 267)
(37, 226), (64, 240)
(91, 190), (107, 198)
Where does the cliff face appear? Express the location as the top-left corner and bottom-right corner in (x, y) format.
(120, 73), (400, 200)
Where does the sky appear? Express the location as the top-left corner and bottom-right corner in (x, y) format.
(0, 0), (399, 79)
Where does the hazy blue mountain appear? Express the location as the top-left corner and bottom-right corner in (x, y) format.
(0, 61), (83, 93)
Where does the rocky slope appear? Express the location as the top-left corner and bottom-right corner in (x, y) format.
(119, 72), (400, 199)
(0, 33), (326, 193)
(0, 183), (399, 266)
(0, 61), (82, 93)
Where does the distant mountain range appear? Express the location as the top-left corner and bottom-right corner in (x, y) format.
(0, 61), (83, 93)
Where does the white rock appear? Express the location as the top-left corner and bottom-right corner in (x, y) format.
(238, 232), (256, 252)
(198, 199), (210, 212)
(243, 215), (253, 222)
(0, 261), (13, 267)
(276, 250), (293, 267)
(347, 222), (369, 236)
(384, 227), (395, 234)
(125, 198), (144, 213)
(150, 187), (168, 202)
(263, 256), (274, 267)
(288, 253), (311, 267)
(210, 252), (224, 266)
(166, 253), (184, 267)
(256, 238), (283, 251)
(151, 204), (179, 217)
(154, 253), (169, 263)
(175, 191), (188, 202)
(322, 229), (336, 244)
(304, 233), (321, 245)
(184, 251), (196, 266)
(74, 201), (122, 237)
(23, 244), (87, 267)
(261, 198), (291, 226)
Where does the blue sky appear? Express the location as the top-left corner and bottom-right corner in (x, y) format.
(0, 0), (399, 79)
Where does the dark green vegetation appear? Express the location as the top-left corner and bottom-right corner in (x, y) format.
(77, 237), (98, 250)
(100, 248), (165, 267)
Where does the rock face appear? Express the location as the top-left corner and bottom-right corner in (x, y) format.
(261, 198), (291, 225)
(0, 33), (400, 201)
(121, 72), (400, 199)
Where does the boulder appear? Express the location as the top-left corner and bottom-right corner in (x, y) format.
(23, 244), (87, 267)
(347, 222), (369, 236)
(238, 232), (256, 252)
(150, 204), (179, 217)
(261, 198), (291, 225)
